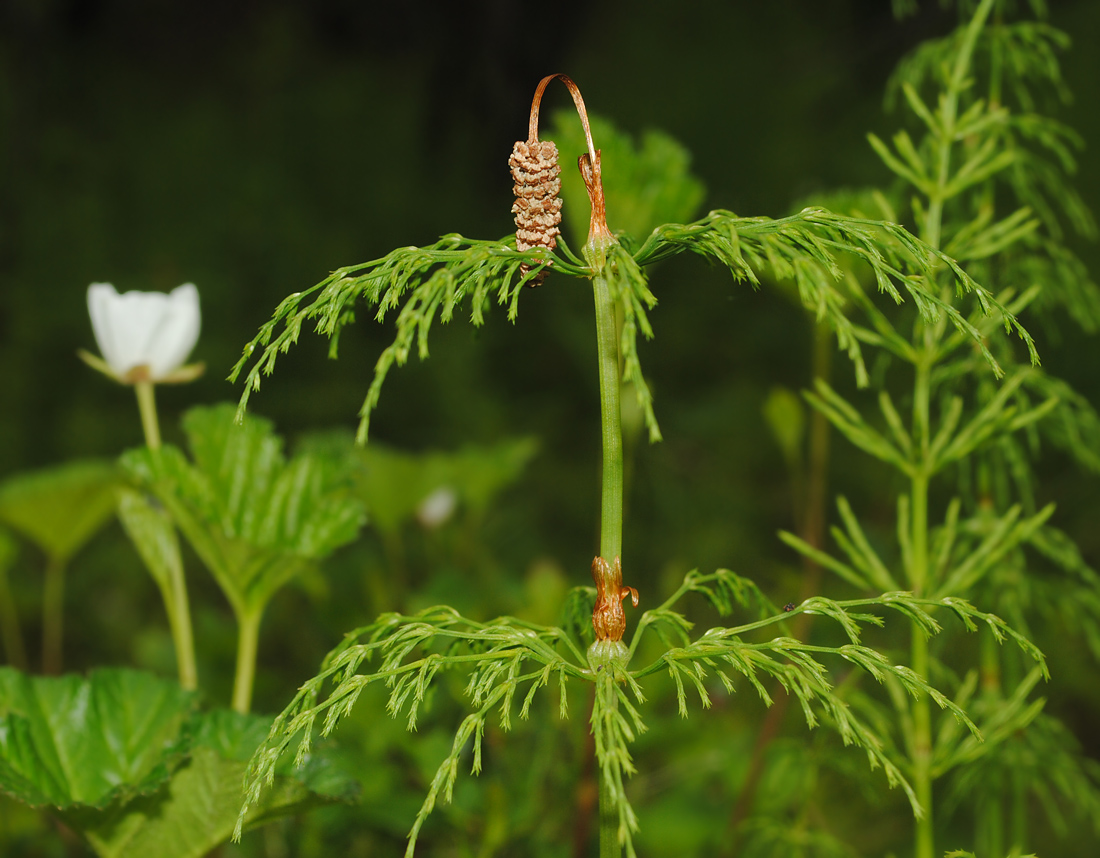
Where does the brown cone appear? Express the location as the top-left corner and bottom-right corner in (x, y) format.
(510, 139), (563, 286)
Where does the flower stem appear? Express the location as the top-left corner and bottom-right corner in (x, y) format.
(232, 607), (263, 714)
(165, 562), (199, 690)
(42, 555), (66, 675)
(134, 380), (162, 450)
(135, 380), (198, 690)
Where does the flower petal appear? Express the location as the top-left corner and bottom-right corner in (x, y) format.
(147, 283), (201, 378)
(85, 282), (201, 380)
(87, 283), (125, 376)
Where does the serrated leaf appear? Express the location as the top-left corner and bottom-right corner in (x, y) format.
(72, 709), (358, 858)
(0, 668), (196, 809)
(120, 404), (366, 615)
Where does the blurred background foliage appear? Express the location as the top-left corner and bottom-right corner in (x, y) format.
(1, 0), (1099, 855)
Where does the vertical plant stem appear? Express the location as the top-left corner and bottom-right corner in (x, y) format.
(134, 380), (162, 451)
(804, 320), (834, 561)
(232, 607), (263, 714)
(911, 630), (934, 858)
(166, 562), (199, 690)
(903, 5), (997, 842)
(134, 379), (200, 690)
(911, 350), (934, 858)
(592, 266), (624, 563)
(41, 555), (66, 674)
(599, 761), (620, 858)
(596, 677), (622, 858)
(591, 254), (625, 858)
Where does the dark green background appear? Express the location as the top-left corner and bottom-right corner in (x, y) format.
(1, 0), (1098, 853)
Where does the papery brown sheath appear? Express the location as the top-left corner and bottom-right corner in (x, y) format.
(591, 556), (638, 643)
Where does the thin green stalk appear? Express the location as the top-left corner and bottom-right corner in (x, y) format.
(598, 703), (621, 858)
(592, 265), (624, 563)
(590, 255), (626, 858)
(980, 787), (1005, 858)
(232, 608), (263, 714)
(906, 8), (994, 852)
(134, 380), (162, 450)
(42, 554), (66, 675)
(165, 564), (198, 690)
(135, 379), (200, 690)
(911, 630), (934, 858)
(911, 354), (934, 858)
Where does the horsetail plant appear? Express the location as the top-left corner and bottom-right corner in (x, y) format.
(777, 1), (1100, 854)
(232, 73), (1047, 856)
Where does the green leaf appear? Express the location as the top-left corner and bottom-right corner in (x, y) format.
(115, 488), (183, 598)
(0, 460), (119, 563)
(75, 710), (358, 858)
(549, 109), (706, 246)
(299, 432), (537, 537)
(121, 404), (366, 616)
(0, 667), (196, 809)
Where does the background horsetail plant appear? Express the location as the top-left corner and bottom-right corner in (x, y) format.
(232, 73), (1048, 857)
(780, 0), (1100, 854)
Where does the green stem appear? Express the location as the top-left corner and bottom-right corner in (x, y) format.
(911, 361), (934, 858)
(904, 7), (996, 842)
(232, 608), (264, 714)
(135, 381), (198, 690)
(165, 562), (198, 690)
(42, 555), (66, 675)
(911, 630), (934, 858)
(592, 265), (624, 563)
(134, 380), (162, 450)
(598, 711), (621, 858)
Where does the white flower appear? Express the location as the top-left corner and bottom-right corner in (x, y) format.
(81, 283), (203, 383)
(416, 486), (458, 529)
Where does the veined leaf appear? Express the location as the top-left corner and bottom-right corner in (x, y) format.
(0, 667), (195, 809)
(121, 405), (365, 616)
(75, 709), (358, 858)
(116, 488), (183, 598)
